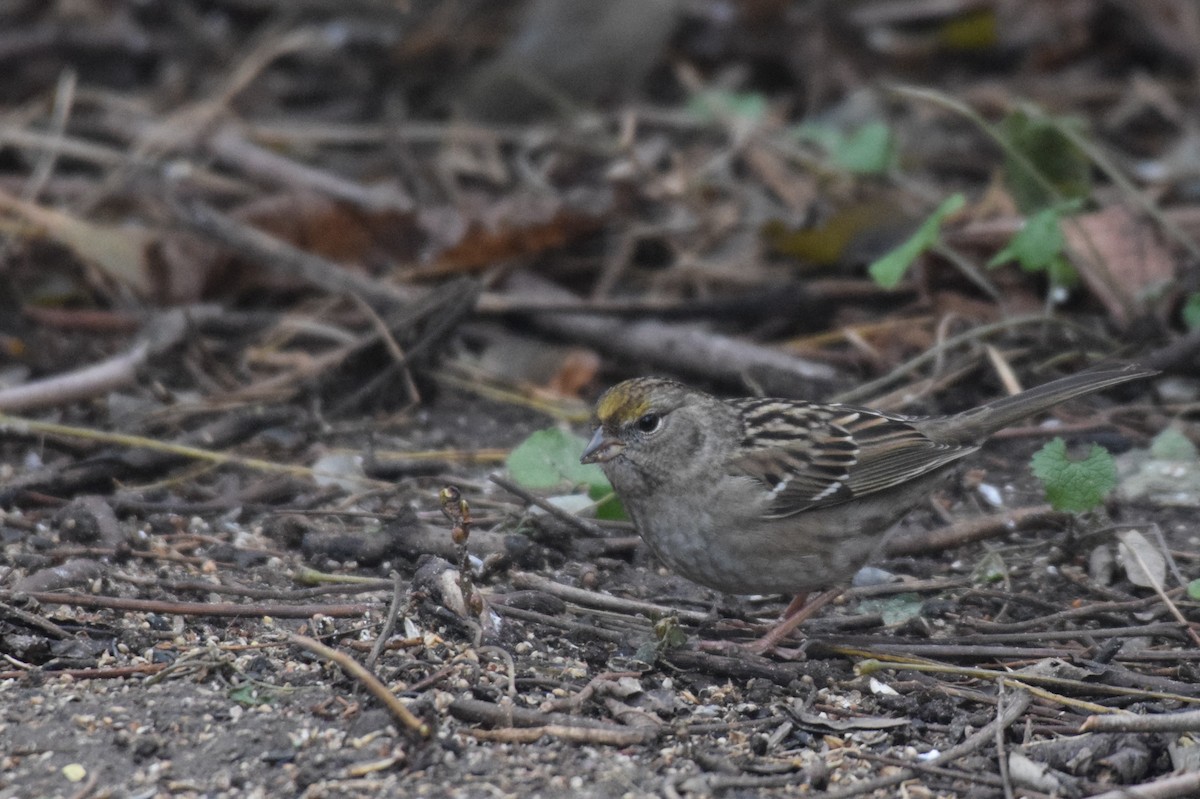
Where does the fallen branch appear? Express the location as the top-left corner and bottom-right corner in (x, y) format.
(287, 632), (429, 737)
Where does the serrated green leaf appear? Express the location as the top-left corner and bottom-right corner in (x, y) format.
(1030, 437), (1117, 513)
(1183, 293), (1200, 330)
(868, 193), (965, 289)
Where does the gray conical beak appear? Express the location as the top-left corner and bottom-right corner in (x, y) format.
(580, 427), (623, 464)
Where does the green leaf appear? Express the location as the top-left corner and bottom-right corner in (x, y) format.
(858, 593), (924, 626)
(507, 428), (626, 520)
(1001, 108), (1092, 213)
(1183, 293), (1200, 330)
(507, 428), (611, 494)
(972, 551), (1008, 584)
(1029, 437), (1117, 513)
(1149, 427), (1198, 461)
(868, 193), (965, 289)
(1188, 579), (1200, 601)
(687, 90), (767, 125)
(229, 685), (275, 707)
(988, 202), (1082, 287)
(989, 204), (1064, 270)
(795, 121), (894, 175)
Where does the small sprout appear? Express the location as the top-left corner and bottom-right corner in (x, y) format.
(868, 193), (965, 289)
(1030, 437), (1117, 513)
(687, 89), (768, 126)
(794, 120), (895, 175)
(439, 485), (471, 550)
(988, 201), (1082, 289)
(1182, 292), (1200, 330)
(654, 615), (688, 650)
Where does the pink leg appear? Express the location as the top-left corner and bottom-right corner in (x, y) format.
(745, 588), (841, 655)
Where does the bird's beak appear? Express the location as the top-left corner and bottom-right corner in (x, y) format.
(580, 427), (623, 464)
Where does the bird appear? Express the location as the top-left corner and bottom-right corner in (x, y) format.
(580, 364), (1155, 652)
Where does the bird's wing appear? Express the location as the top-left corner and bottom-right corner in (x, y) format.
(726, 398), (977, 517)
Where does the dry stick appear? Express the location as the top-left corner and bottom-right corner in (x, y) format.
(286, 632), (429, 737)
(466, 725), (650, 745)
(964, 591), (1170, 633)
(1083, 772), (1200, 799)
(995, 685), (1017, 799)
(958, 622), (1187, 644)
(448, 696), (655, 746)
(171, 197), (415, 310)
(366, 571), (406, 670)
(855, 654), (1200, 707)
(488, 474), (606, 537)
(206, 123), (413, 212)
(21, 68), (75, 205)
(0, 414), (392, 489)
(831, 314), (1107, 405)
(0, 340), (150, 412)
(1081, 708), (1200, 734)
(811, 687), (1033, 799)
(0, 663), (168, 681)
(489, 604), (628, 644)
(24, 591), (371, 618)
(510, 571), (711, 625)
(506, 270), (836, 387)
(884, 505), (1063, 557)
(0, 600), (71, 639)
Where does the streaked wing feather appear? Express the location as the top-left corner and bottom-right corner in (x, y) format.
(727, 398), (976, 517)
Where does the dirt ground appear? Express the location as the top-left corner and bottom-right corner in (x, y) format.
(2, 2), (1200, 798)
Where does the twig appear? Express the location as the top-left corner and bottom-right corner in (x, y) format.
(995, 685), (1016, 799)
(366, 571), (405, 670)
(169, 196), (415, 311)
(831, 315), (1107, 404)
(884, 506), (1063, 557)
(1081, 708), (1200, 733)
(488, 474), (606, 537)
(506, 271), (836, 391)
(286, 632), (429, 737)
(812, 684), (1033, 799)
(23, 591), (371, 618)
(510, 572), (710, 625)
(1120, 533), (1200, 647)
(0, 599), (71, 639)
(1082, 772), (1200, 799)
(449, 696), (654, 745)
(206, 123), (413, 212)
(0, 339), (149, 412)
(0, 413), (392, 488)
(855, 655), (1200, 706)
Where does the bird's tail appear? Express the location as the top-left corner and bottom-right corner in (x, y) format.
(918, 363), (1156, 443)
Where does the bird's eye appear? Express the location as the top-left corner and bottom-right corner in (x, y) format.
(634, 412), (663, 435)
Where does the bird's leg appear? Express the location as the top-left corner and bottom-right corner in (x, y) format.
(744, 588), (841, 655)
